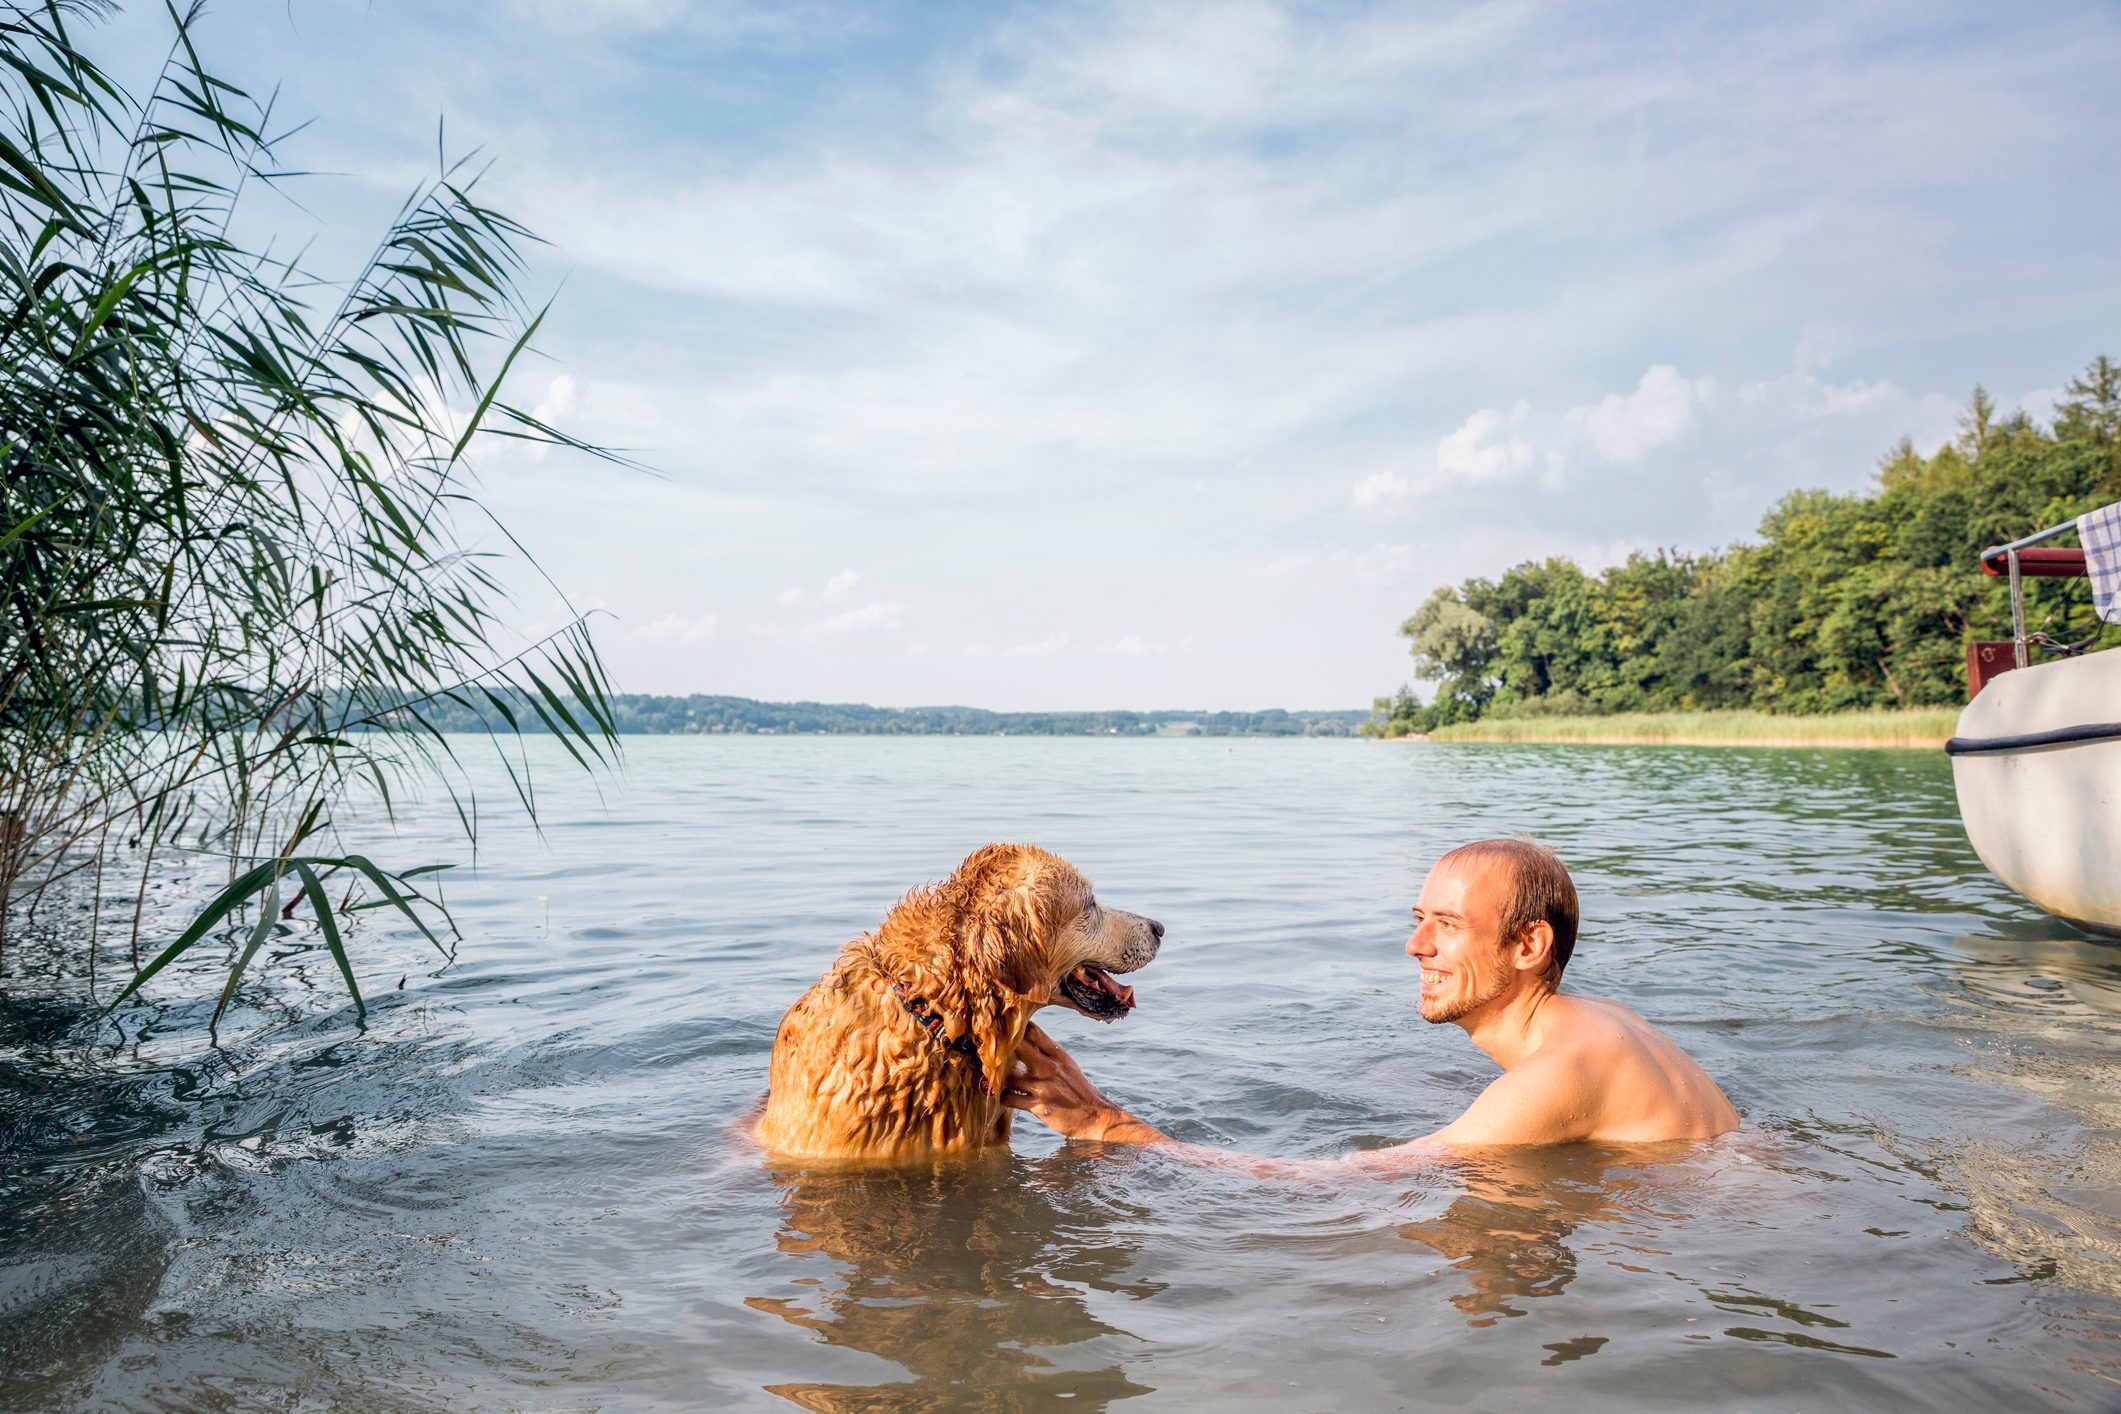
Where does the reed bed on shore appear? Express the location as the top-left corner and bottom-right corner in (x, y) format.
(1425, 707), (1959, 748)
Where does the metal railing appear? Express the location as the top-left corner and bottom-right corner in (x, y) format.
(1978, 519), (2082, 669)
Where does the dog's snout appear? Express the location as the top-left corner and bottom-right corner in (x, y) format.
(1148, 918), (1164, 940)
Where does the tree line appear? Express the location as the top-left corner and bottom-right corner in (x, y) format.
(1368, 356), (2121, 735)
(393, 693), (1368, 737)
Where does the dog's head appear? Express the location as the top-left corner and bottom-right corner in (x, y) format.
(951, 843), (1161, 1022)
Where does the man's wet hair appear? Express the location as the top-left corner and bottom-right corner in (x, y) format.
(1437, 837), (1579, 982)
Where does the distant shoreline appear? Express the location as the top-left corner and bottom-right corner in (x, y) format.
(1406, 707), (1957, 749)
(381, 691), (1369, 738)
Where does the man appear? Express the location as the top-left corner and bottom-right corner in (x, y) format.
(1004, 838), (1737, 1168)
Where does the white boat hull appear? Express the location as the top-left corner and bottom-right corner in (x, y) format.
(1950, 648), (2121, 935)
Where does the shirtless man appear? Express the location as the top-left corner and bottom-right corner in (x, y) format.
(1004, 838), (1737, 1167)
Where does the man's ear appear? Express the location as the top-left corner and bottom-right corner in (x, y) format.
(1511, 920), (1556, 976)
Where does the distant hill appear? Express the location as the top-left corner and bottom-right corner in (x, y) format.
(389, 692), (1367, 737)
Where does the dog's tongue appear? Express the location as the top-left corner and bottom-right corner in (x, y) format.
(1080, 965), (1135, 1009)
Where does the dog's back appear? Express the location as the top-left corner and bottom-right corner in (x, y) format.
(757, 940), (1012, 1161)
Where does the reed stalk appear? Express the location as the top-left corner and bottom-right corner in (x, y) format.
(0, 1), (623, 1025)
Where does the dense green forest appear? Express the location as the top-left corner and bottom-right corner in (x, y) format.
(394, 693), (1367, 737)
(1368, 356), (2121, 736)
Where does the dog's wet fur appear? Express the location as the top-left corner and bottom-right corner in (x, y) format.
(756, 844), (1161, 1160)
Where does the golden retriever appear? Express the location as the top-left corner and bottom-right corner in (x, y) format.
(757, 843), (1161, 1161)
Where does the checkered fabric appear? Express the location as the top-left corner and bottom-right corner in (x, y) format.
(2080, 501), (2121, 624)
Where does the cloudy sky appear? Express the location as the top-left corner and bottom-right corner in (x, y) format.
(94, 1), (2121, 709)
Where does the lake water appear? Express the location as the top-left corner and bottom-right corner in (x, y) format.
(3, 736), (2118, 1410)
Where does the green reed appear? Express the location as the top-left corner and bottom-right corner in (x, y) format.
(0, 1), (623, 1029)
(1425, 707), (1959, 747)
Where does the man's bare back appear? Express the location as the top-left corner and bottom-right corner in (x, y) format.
(1004, 839), (1737, 1169)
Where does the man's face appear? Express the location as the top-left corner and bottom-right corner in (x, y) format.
(1405, 857), (1516, 1025)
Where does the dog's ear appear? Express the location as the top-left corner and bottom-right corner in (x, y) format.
(967, 992), (1025, 1103)
(968, 881), (1050, 1001)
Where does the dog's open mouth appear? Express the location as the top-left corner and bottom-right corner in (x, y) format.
(1059, 963), (1136, 1020)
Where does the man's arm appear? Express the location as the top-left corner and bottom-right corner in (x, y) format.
(1419, 1055), (1599, 1148)
(1004, 1024), (1456, 1177)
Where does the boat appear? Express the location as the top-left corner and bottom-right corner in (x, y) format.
(1947, 511), (2121, 935)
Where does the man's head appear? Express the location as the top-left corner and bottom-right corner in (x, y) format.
(1405, 838), (1578, 1025)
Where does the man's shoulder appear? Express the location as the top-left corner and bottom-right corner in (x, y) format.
(1548, 991), (1642, 1025)
(1533, 994), (1741, 1142)
(1537, 994), (1655, 1061)
(1434, 1040), (1610, 1146)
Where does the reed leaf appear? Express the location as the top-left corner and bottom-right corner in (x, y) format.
(290, 858), (360, 1019)
(3, 1), (620, 1029)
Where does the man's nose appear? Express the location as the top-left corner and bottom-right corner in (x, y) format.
(1406, 923), (1432, 957)
(1148, 918), (1164, 940)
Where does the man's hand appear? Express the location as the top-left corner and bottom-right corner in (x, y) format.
(1005, 1023), (1448, 1175)
(1004, 1023), (1166, 1144)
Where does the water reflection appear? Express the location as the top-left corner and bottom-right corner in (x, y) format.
(1949, 927), (2121, 1018)
(750, 1155), (1153, 1411)
(1937, 927), (2121, 1309)
(1400, 1147), (1675, 1332)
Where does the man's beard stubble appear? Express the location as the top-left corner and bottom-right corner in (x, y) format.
(1419, 961), (1511, 1025)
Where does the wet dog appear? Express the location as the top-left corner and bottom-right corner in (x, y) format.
(757, 844), (1161, 1160)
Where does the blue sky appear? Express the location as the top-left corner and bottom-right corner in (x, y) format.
(93, 1), (2121, 709)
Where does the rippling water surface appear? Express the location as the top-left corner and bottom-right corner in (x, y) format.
(5, 736), (2119, 1410)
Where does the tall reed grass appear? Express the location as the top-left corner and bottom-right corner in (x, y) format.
(0, 1), (621, 1029)
(1424, 708), (1958, 748)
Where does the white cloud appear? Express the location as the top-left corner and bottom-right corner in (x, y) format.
(1353, 544), (1418, 586)
(624, 611), (719, 645)
(516, 590), (610, 645)
(1435, 401), (1533, 482)
(2014, 386), (2064, 427)
(1350, 471), (1412, 508)
(1557, 365), (1714, 466)
(1360, 367), (1708, 504)
(1005, 632), (1071, 657)
(1735, 369), (1960, 454)
(804, 600), (904, 636)
(1106, 634), (1148, 656)
(532, 373), (576, 421)
(779, 568), (861, 606)
(1251, 543), (1418, 588)
(1738, 370), (1898, 418)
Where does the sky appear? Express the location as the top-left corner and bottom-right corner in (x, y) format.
(88, 0), (2121, 710)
